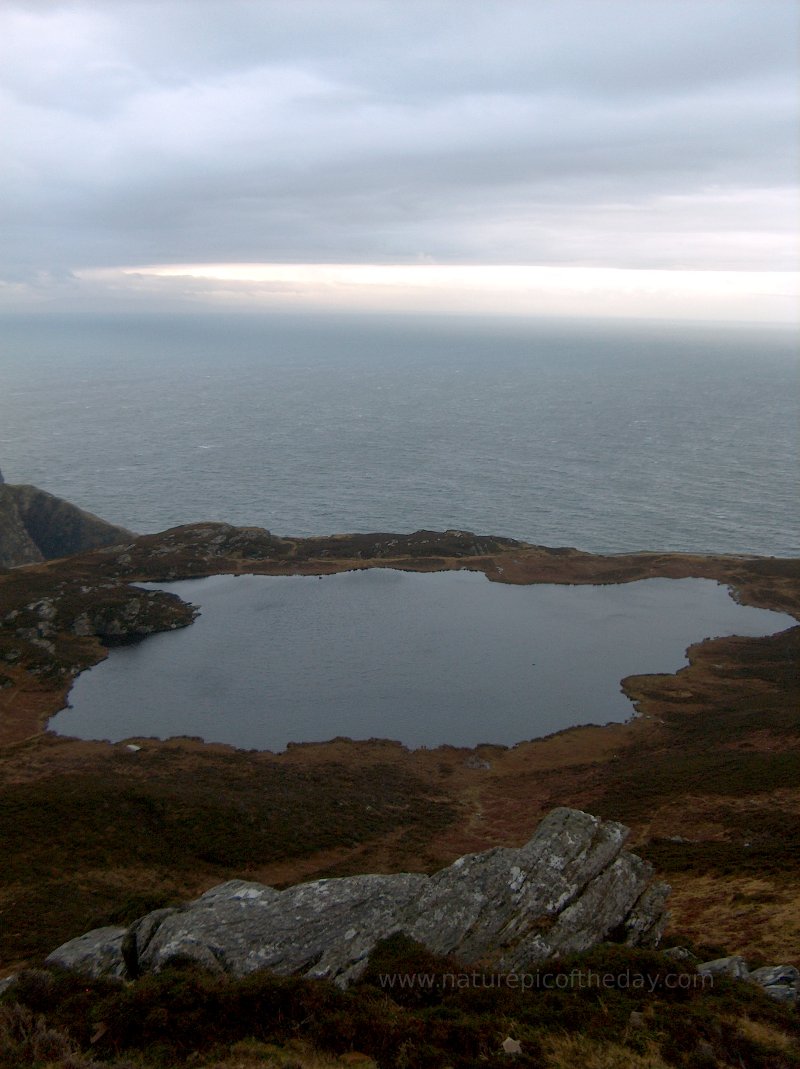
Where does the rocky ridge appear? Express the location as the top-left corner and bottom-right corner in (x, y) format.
(47, 808), (670, 986)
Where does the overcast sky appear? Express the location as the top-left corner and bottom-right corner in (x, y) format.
(1, 0), (798, 320)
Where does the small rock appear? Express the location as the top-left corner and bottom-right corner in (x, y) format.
(663, 946), (700, 964)
(29, 599), (57, 621)
(501, 1036), (522, 1054)
(628, 1010), (645, 1029)
(697, 955), (749, 980)
(750, 963), (799, 987)
(697, 1039), (716, 1060)
(749, 964), (799, 1004)
(0, 974), (18, 996)
(759, 984), (798, 1005)
(71, 612), (94, 637)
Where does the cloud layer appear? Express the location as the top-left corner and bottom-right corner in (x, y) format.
(1, 0), (797, 316)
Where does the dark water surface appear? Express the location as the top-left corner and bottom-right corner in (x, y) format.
(1, 313), (797, 555)
(50, 570), (796, 751)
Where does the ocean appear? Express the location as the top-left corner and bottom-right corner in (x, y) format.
(0, 312), (797, 556)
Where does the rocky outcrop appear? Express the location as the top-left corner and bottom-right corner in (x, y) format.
(99, 522), (288, 581)
(46, 808), (670, 986)
(0, 571), (197, 700)
(696, 956), (799, 1004)
(0, 484), (132, 568)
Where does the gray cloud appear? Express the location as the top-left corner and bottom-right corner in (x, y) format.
(0, 0), (797, 288)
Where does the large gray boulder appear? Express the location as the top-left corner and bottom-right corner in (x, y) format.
(46, 807), (670, 986)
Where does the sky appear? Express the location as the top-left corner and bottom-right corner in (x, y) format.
(1, 0), (798, 322)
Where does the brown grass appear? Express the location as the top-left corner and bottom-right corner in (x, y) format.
(665, 873), (800, 966)
(541, 1034), (672, 1069)
(203, 1039), (378, 1068)
(731, 1017), (797, 1056)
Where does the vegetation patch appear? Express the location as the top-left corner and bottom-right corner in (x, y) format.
(640, 806), (800, 876)
(2, 940), (799, 1069)
(599, 750), (800, 819)
(0, 755), (455, 965)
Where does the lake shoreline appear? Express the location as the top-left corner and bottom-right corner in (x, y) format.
(48, 570), (796, 752)
(1, 526), (799, 748)
(1, 524), (798, 748)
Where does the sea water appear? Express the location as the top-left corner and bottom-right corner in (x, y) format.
(0, 312), (797, 555)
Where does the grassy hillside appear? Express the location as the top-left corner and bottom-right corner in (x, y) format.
(1, 524), (798, 1066)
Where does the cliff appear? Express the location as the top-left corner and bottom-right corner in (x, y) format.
(0, 483), (133, 568)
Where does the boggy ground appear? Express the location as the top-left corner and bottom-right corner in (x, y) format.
(0, 526), (798, 976)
